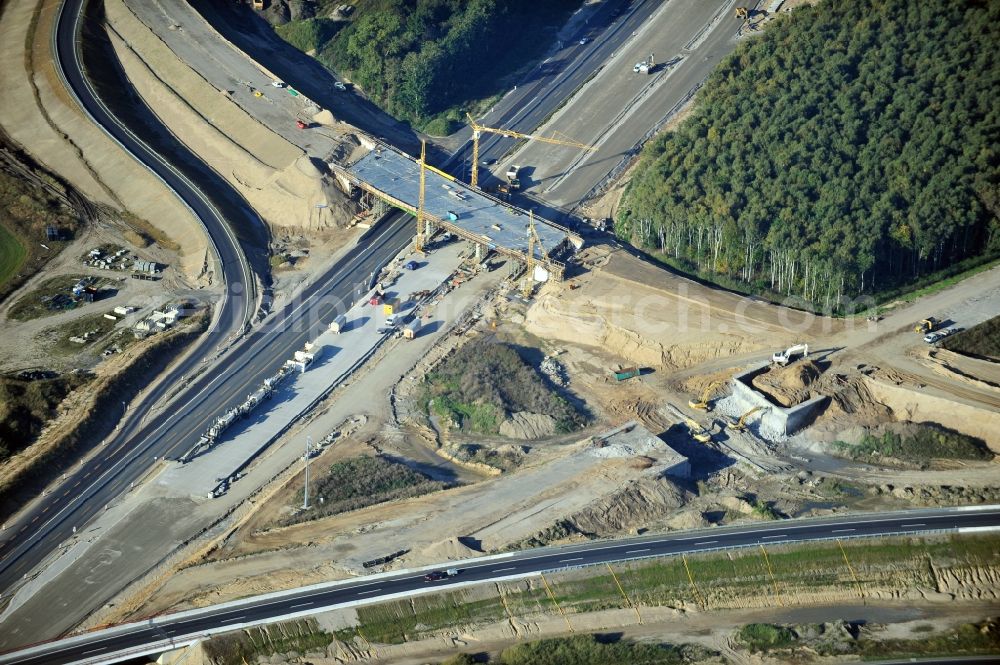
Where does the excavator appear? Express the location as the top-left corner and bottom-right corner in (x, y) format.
(688, 381), (722, 412)
(726, 406), (766, 433)
(914, 317), (939, 334)
(685, 418), (712, 443)
(735, 7), (749, 20)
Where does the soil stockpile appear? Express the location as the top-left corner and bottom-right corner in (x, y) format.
(752, 360), (822, 407)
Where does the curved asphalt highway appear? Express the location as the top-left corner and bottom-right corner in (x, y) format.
(0, 0), (429, 600)
(4, 507), (998, 665)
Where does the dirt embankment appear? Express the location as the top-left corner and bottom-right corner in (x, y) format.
(525, 248), (836, 372)
(104, 0), (357, 234)
(0, 0), (208, 280)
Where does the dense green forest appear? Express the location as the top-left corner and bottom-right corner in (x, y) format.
(276, 0), (580, 133)
(619, 0), (1000, 311)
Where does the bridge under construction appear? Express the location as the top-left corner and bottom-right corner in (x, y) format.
(329, 144), (582, 280)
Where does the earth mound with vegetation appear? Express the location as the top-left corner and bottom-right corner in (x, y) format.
(834, 422), (992, 468)
(619, 0), (1000, 311)
(282, 455), (446, 525)
(942, 315), (1000, 361)
(0, 372), (91, 463)
(422, 340), (585, 437)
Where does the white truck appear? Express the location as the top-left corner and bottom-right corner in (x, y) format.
(633, 53), (655, 74)
(505, 165), (521, 191)
(329, 314), (347, 333)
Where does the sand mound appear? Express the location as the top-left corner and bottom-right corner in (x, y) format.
(313, 109), (336, 126)
(294, 155), (325, 179)
(752, 360), (822, 407)
(564, 476), (688, 536)
(419, 536), (483, 562)
(499, 412), (557, 440)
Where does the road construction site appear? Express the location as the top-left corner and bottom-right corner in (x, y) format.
(2, 0), (1000, 658)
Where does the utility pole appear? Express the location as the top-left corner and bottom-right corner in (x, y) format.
(302, 435), (312, 510)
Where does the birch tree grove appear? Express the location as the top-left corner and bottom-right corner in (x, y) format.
(618, 0), (1000, 311)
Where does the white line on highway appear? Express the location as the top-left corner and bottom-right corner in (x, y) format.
(492, 567), (516, 573)
(625, 548), (650, 554)
(832, 528), (855, 533)
(901, 523), (926, 528)
(219, 616), (246, 624)
(290, 602), (313, 609)
(762, 534), (787, 540)
(81, 647), (107, 655)
(694, 541), (717, 546)
(357, 588), (382, 595)
(559, 557), (584, 563)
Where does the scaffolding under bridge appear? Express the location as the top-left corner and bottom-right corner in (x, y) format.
(330, 143), (582, 280)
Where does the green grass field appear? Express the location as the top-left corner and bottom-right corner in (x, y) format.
(0, 223), (27, 293)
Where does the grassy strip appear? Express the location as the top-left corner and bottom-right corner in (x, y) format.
(202, 618), (333, 664)
(279, 455), (447, 527)
(496, 634), (710, 665)
(8, 275), (97, 321)
(0, 223), (27, 292)
(341, 534), (1000, 645)
(942, 314), (1000, 361)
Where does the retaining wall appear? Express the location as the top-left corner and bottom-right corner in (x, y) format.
(730, 363), (827, 436)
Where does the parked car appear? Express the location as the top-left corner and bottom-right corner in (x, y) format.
(404, 260), (419, 270)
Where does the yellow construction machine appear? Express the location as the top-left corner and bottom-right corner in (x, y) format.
(688, 381), (722, 412)
(685, 418), (712, 443)
(914, 317), (938, 334)
(735, 7), (749, 20)
(727, 406), (765, 433)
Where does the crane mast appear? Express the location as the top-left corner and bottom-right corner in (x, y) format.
(466, 113), (595, 190)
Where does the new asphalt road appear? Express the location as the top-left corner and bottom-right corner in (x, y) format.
(0, 0), (414, 610)
(0, 0), (673, 615)
(4, 507), (998, 665)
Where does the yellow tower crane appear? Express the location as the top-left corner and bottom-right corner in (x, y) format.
(688, 381), (722, 412)
(522, 211), (546, 298)
(466, 113), (596, 189)
(416, 139), (427, 253)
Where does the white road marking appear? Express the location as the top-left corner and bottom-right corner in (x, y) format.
(492, 567), (516, 573)
(357, 588), (382, 595)
(559, 557), (584, 562)
(832, 528), (855, 533)
(694, 540), (717, 546)
(901, 523), (925, 528)
(625, 548), (650, 554)
(290, 602), (312, 609)
(81, 647), (107, 655)
(219, 616), (246, 624)
(762, 534), (787, 540)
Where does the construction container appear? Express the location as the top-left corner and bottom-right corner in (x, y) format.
(330, 315), (347, 333)
(403, 320), (421, 339)
(613, 367), (640, 381)
(383, 298), (400, 315)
